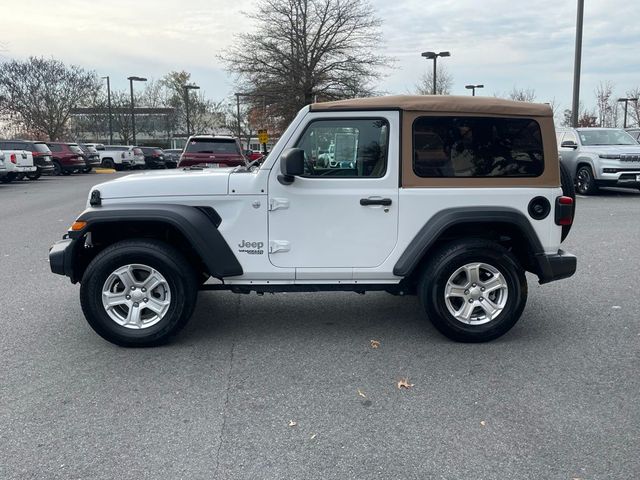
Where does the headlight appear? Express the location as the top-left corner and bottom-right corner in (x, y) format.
(599, 154), (621, 159)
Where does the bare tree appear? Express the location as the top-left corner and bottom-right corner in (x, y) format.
(415, 65), (453, 95)
(594, 81), (616, 127)
(624, 87), (640, 127)
(159, 71), (222, 136)
(221, 0), (390, 128)
(110, 91), (135, 144)
(508, 87), (537, 102)
(0, 57), (99, 140)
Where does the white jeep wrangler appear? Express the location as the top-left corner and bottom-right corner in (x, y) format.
(49, 96), (576, 346)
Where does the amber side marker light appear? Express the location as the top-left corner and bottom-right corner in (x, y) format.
(70, 221), (87, 231)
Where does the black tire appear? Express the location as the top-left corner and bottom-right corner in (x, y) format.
(82, 166), (92, 173)
(52, 160), (62, 176)
(418, 239), (528, 343)
(575, 164), (598, 195)
(27, 171), (42, 180)
(101, 158), (115, 169)
(80, 239), (198, 347)
(1, 173), (13, 183)
(14, 173), (25, 181)
(559, 163), (575, 241)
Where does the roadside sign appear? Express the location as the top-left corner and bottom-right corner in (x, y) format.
(258, 129), (269, 144)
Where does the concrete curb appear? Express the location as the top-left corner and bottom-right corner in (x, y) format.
(94, 168), (116, 174)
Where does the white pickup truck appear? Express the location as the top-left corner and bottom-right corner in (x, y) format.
(86, 144), (145, 170)
(0, 146), (36, 183)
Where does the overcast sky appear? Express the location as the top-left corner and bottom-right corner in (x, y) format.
(2, 0), (639, 114)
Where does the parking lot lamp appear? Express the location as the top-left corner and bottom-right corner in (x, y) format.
(421, 51), (450, 95)
(101, 76), (113, 144)
(571, 0), (584, 127)
(127, 76), (147, 144)
(183, 85), (200, 138)
(618, 97), (638, 128)
(465, 84), (484, 96)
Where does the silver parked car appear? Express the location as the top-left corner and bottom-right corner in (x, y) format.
(557, 127), (640, 194)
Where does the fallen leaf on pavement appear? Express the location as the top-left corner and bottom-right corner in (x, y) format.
(397, 378), (414, 389)
(310, 434), (317, 440)
(357, 389), (366, 398)
(370, 340), (381, 349)
(288, 420), (297, 427)
(480, 420), (486, 426)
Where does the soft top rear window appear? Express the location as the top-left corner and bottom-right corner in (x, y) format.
(185, 138), (239, 154)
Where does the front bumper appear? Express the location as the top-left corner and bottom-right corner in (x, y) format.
(535, 249), (577, 284)
(49, 237), (77, 281)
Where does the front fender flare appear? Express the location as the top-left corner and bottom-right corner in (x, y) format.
(72, 203), (243, 278)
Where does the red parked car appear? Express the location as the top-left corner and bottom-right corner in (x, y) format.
(243, 149), (265, 162)
(46, 142), (87, 175)
(178, 136), (245, 168)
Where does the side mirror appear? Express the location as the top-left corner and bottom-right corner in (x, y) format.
(561, 140), (578, 149)
(278, 148), (305, 184)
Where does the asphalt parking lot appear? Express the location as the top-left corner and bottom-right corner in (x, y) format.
(1, 173), (639, 480)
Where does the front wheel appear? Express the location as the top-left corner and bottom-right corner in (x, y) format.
(80, 239), (198, 347)
(418, 239), (528, 342)
(27, 171), (42, 180)
(52, 161), (62, 176)
(575, 165), (598, 195)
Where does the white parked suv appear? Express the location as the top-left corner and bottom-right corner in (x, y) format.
(50, 96), (577, 346)
(557, 127), (640, 194)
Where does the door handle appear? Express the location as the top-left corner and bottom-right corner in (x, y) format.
(360, 198), (392, 206)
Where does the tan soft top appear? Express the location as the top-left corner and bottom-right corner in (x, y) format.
(311, 95), (552, 118)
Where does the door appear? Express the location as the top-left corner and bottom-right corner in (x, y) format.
(267, 112), (399, 270)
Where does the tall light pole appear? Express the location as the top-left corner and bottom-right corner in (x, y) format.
(465, 84), (484, 96)
(618, 97), (638, 128)
(101, 76), (113, 144)
(421, 51), (450, 95)
(183, 84), (200, 137)
(127, 76), (147, 144)
(571, 0), (584, 127)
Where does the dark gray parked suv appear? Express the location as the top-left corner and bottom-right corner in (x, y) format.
(557, 127), (640, 194)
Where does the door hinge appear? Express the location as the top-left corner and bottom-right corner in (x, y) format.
(269, 240), (291, 254)
(268, 198), (290, 211)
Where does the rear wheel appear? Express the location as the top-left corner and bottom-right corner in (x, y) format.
(52, 161), (62, 176)
(575, 165), (598, 195)
(101, 158), (115, 169)
(82, 166), (92, 173)
(418, 239), (528, 342)
(27, 171), (42, 180)
(80, 239), (198, 347)
(14, 173), (25, 181)
(1, 173), (14, 183)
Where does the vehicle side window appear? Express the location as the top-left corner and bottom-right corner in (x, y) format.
(562, 131), (578, 145)
(294, 118), (389, 178)
(413, 116), (544, 178)
(48, 144), (63, 153)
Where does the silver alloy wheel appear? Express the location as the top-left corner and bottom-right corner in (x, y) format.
(101, 264), (171, 329)
(444, 262), (508, 325)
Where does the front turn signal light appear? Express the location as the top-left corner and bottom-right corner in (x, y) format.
(70, 220), (87, 231)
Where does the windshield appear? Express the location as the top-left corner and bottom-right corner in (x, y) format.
(185, 139), (240, 154)
(69, 144), (84, 154)
(578, 129), (638, 146)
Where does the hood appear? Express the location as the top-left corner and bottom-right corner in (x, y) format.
(92, 168), (232, 201)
